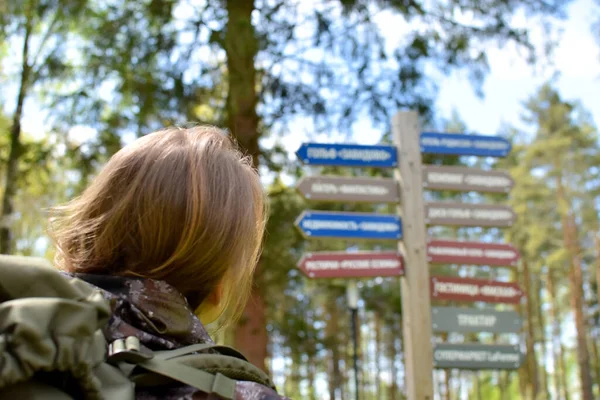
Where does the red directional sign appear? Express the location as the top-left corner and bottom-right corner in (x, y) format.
(430, 276), (523, 304)
(297, 251), (404, 279)
(427, 240), (520, 267)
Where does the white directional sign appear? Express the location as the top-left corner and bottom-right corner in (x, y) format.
(296, 176), (399, 203)
(433, 343), (523, 370)
(422, 166), (514, 193)
(425, 202), (516, 227)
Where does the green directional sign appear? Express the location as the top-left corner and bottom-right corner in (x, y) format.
(433, 343), (523, 370)
(432, 307), (522, 333)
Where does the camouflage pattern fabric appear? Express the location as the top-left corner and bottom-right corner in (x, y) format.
(64, 273), (290, 400)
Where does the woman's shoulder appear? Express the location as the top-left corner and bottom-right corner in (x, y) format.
(235, 381), (292, 399)
(65, 271), (213, 348)
(136, 381), (291, 400)
(65, 272), (291, 399)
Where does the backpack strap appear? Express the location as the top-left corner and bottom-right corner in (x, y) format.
(133, 358), (236, 399)
(153, 343), (248, 362)
(108, 337), (276, 394)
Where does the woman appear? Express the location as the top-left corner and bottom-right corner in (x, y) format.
(50, 126), (287, 399)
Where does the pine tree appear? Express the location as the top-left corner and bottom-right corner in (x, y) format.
(519, 84), (599, 400)
(0, 0), (87, 253)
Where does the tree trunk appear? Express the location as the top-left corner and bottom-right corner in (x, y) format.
(374, 312), (382, 399)
(455, 371), (462, 400)
(517, 298), (530, 400)
(518, 366), (530, 399)
(444, 369), (451, 400)
(588, 329), (600, 397)
(355, 308), (363, 400)
(567, 262), (594, 400)
(434, 370), (440, 400)
(534, 275), (550, 400)
(595, 234), (600, 316)
(546, 269), (569, 400)
(287, 354), (302, 397)
(522, 258), (540, 398)
(557, 177), (594, 400)
(388, 324), (398, 400)
(500, 371), (509, 400)
(234, 287), (268, 372)
(224, 0), (268, 374)
(593, 234), (600, 393)
(307, 356), (317, 400)
(345, 326), (353, 400)
(326, 296), (342, 400)
(494, 333), (506, 400)
(441, 333), (450, 400)
(1, 10), (33, 255)
(473, 372), (482, 400)
(224, 0), (260, 166)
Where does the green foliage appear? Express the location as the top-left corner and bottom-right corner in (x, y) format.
(1, 0), (598, 398)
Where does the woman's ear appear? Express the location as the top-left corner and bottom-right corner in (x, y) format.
(195, 282), (225, 325)
(206, 281), (224, 306)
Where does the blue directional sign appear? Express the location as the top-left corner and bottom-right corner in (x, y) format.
(296, 143), (398, 168)
(295, 210), (402, 240)
(420, 132), (511, 158)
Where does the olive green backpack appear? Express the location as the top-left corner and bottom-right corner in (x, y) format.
(0, 255), (275, 400)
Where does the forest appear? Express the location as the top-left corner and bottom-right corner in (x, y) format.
(1, 0), (599, 399)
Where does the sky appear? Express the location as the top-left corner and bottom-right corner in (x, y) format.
(258, 0), (600, 180)
(434, 0), (600, 136)
(10, 0), (600, 154)
(259, 0), (600, 193)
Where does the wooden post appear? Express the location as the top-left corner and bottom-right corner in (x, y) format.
(347, 281), (360, 400)
(392, 111), (434, 400)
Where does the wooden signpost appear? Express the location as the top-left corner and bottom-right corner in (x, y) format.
(294, 141), (402, 400)
(392, 112), (434, 400)
(293, 112), (521, 400)
(415, 127), (522, 380)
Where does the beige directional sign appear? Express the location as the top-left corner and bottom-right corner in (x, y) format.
(425, 202), (516, 227)
(296, 176), (399, 203)
(422, 165), (514, 193)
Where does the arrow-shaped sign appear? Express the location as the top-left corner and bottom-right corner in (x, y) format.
(420, 132), (512, 158)
(427, 239), (520, 266)
(295, 210), (402, 240)
(430, 276), (524, 304)
(298, 251), (404, 278)
(432, 306), (522, 333)
(295, 143), (398, 168)
(433, 343), (524, 370)
(422, 165), (514, 193)
(425, 202), (516, 227)
(296, 176), (399, 203)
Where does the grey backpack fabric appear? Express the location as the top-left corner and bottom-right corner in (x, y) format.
(0, 255), (275, 400)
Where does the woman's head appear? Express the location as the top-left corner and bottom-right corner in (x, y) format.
(51, 126), (267, 326)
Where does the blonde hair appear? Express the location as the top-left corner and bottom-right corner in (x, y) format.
(50, 126), (267, 326)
